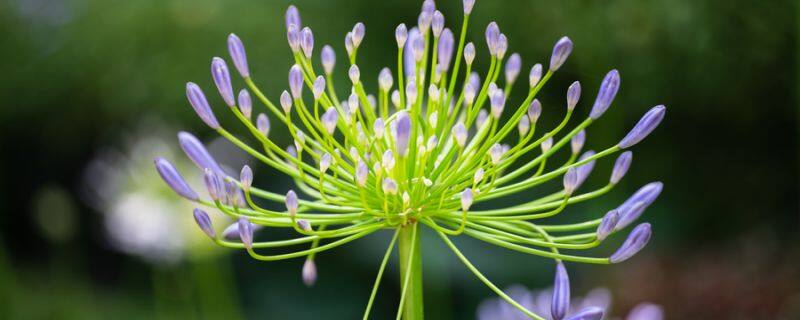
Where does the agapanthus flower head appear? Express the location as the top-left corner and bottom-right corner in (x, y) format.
(156, 1), (667, 318)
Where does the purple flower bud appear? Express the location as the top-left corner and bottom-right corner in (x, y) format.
(485, 22), (500, 56)
(422, 0), (436, 15)
(589, 70), (620, 119)
(473, 168), (485, 184)
(238, 89), (252, 120)
(541, 137), (554, 153)
(224, 180), (241, 207)
(204, 168), (224, 201)
(463, 84), (477, 105)
(344, 32), (355, 57)
(193, 208), (215, 238)
(617, 182), (662, 223)
(396, 23), (408, 48)
(518, 116), (530, 136)
(464, 42), (476, 65)
(185, 82), (219, 129)
(496, 34), (508, 58)
(551, 262), (571, 320)
(463, 0), (475, 14)
(348, 64), (360, 84)
(567, 81), (581, 111)
(619, 105), (666, 149)
(211, 57), (235, 107)
(610, 151), (632, 184)
(565, 307), (605, 320)
(257, 113), (270, 137)
(319, 153), (332, 173)
(302, 259), (317, 286)
(571, 130), (586, 154)
(321, 45), (336, 74)
(563, 167), (579, 194)
(374, 118), (385, 139)
(610, 223), (652, 263)
(438, 29), (455, 72)
(287, 24), (301, 53)
(490, 143), (504, 164)
(281, 192), (296, 219)
(490, 90), (505, 119)
(528, 99), (542, 123)
(468, 70), (480, 88)
(285, 5), (301, 29)
(395, 112), (411, 156)
(431, 11), (444, 37)
(418, 11), (432, 34)
(240, 165), (253, 190)
(178, 131), (224, 175)
(505, 53), (521, 84)
(452, 122), (468, 147)
(549, 36), (573, 71)
(289, 65), (304, 99)
(227, 33), (249, 78)
(596, 209), (619, 241)
(616, 200), (652, 232)
(378, 68), (394, 92)
(411, 33), (425, 62)
(382, 178), (398, 194)
(575, 150), (596, 189)
(356, 160), (368, 186)
(238, 217), (253, 249)
(321, 107), (339, 134)
(627, 303), (664, 320)
(461, 188), (473, 211)
(476, 109), (489, 129)
(301, 27), (314, 58)
(351, 22), (366, 48)
(312, 76), (326, 100)
(221, 221), (257, 240)
(280, 90), (293, 113)
(525, 66), (543, 91)
(154, 157), (198, 200)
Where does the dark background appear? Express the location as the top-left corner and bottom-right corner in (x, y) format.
(0, 0), (798, 319)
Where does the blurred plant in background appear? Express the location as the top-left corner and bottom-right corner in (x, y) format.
(478, 285), (663, 320)
(155, 0), (666, 319)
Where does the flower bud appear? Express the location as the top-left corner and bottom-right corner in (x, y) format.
(322, 107), (339, 134)
(280, 91), (293, 113)
(541, 137), (553, 153)
(421, 0), (435, 15)
(615, 182), (662, 231)
(438, 29), (455, 72)
(302, 259), (317, 286)
(257, 113), (270, 137)
(286, 190), (299, 216)
(551, 262), (571, 320)
(405, 81), (418, 104)
(571, 130), (586, 154)
(461, 188), (473, 211)
(505, 53), (521, 85)
(204, 168), (224, 201)
(411, 34), (425, 62)
(418, 11), (432, 34)
(618, 105), (666, 149)
(485, 22), (500, 56)
(313, 76), (326, 100)
(238, 217), (253, 249)
(321, 45), (336, 74)
(575, 150), (596, 190)
(186, 82), (219, 129)
(490, 90), (505, 119)
(238, 89), (252, 120)
(344, 32), (355, 57)
(356, 160), (368, 186)
(348, 65), (360, 84)
(395, 112), (411, 156)
(382, 150), (395, 171)
(563, 167), (579, 194)
(589, 70), (620, 119)
(610, 223), (652, 263)
(549, 36), (573, 71)
(529, 63), (543, 88)
(240, 165), (253, 190)
(431, 11), (444, 37)
(464, 42), (476, 66)
(565, 307), (605, 320)
(287, 24), (301, 53)
(154, 157), (198, 200)
(320, 153), (332, 173)
(294, 131), (305, 152)
(301, 27), (314, 58)
(610, 151), (632, 184)
(211, 57), (235, 107)
(473, 168), (485, 184)
(476, 109), (489, 129)
(496, 34), (508, 58)
(193, 208), (215, 238)
(382, 178), (398, 194)
(396, 23), (408, 48)
(222, 221), (260, 241)
(452, 122), (468, 147)
(527, 99), (542, 123)
(378, 68), (394, 92)
(351, 22), (366, 48)
(402, 192), (411, 207)
(567, 81), (581, 111)
(373, 118), (385, 139)
(490, 143), (504, 164)
(596, 209), (619, 241)
(463, 0), (475, 14)
(285, 5), (301, 29)
(227, 33), (250, 78)
(391, 90), (401, 107)
(463, 83), (477, 106)
(178, 131), (224, 174)
(289, 65), (304, 98)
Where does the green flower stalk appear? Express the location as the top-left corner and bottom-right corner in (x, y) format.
(155, 0), (667, 319)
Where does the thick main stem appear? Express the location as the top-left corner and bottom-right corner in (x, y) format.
(398, 223), (424, 320)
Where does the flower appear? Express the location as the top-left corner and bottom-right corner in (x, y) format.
(154, 0), (666, 318)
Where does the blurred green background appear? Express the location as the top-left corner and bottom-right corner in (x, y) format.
(1, 0), (798, 319)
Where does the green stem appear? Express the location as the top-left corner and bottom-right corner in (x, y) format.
(397, 223), (424, 320)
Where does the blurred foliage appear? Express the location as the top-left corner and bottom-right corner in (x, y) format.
(0, 0), (797, 318)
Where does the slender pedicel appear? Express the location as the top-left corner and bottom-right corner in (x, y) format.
(154, 157), (198, 200)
